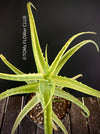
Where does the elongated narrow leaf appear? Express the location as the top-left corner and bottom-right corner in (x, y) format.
(52, 75), (100, 97)
(38, 82), (55, 118)
(0, 73), (43, 81)
(48, 32), (96, 75)
(52, 111), (68, 134)
(0, 82), (39, 100)
(47, 37), (70, 75)
(45, 45), (49, 71)
(11, 94), (40, 134)
(54, 40), (99, 75)
(27, 2), (46, 73)
(0, 54), (23, 74)
(54, 88), (90, 117)
(0, 54), (36, 84)
(72, 74), (83, 80)
(39, 82), (54, 134)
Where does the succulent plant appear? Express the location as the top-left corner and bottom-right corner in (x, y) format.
(0, 2), (100, 134)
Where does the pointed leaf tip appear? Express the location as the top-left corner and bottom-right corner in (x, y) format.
(0, 54), (4, 59)
(92, 40), (99, 52)
(27, 2), (37, 11)
(27, 1), (46, 73)
(87, 31), (96, 34)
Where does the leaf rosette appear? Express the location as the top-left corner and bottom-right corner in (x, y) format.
(0, 2), (100, 134)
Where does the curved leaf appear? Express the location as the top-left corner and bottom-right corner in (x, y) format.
(48, 32), (96, 76)
(54, 39), (99, 75)
(0, 54), (23, 74)
(0, 82), (39, 100)
(52, 111), (68, 134)
(11, 94), (40, 134)
(0, 54), (34, 84)
(54, 88), (90, 117)
(52, 75), (100, 98)
(27, 2), (46, 73)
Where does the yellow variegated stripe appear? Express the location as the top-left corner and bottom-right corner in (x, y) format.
(0, 73), (43, 81)
(52, 111), (68, 134)
(54, 39), (99, 75)
(52, 75), (100, 97)
(0, 54), (34, 84)
(38, 82), (55, 118)
(27, 2), (46, 73)
(48, 32), (97, 75)
(0, 82), (39, 100)
(54, 88), (90, 117)
(11, 94), (40, 134)
(39, 82), (53, 134)
(0, 54), (23, 74)
(45, 45), (49, 71)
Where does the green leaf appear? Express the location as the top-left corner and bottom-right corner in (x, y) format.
(54, 88), (90, 117)
(0, 73), (44, 81)
(45, 45), (49, 71)
(0, 54), (23, 74)
(38, 82), (55, 118)
(27, 2), (46, 73)
(54, 39), (99, 75)
(39, 82), (54, 134)
(11, 94), (40, 134)
(47, 32), (96, 75)
(0, 82), (39, 100)
(47, 36), (70, 76)
(0, 54), (34, 84)
(52, 75), (100, 98)
(52, 111), (68, 134)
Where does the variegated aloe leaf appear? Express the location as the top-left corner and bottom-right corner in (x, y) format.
(37, 83), (55, 118)
(0, 73), (44, 81)
(47, 32), (97, 76)
(52, 75), (100, 98)
(45, 45), (49, 71)
(11, 94), (40, 134)
(39, 82), (55, 134)
(0, 54), (23, 74)
(0, 82), (39, 100)
(54, 39), (99, 75)
(0, 54), (35, 84)
(0, 2), (99, 134)
(54, 88), (89, 117)
(55, 74), (83, 91)
(27, 2), (46, 73)
(52, 111), (68, 134)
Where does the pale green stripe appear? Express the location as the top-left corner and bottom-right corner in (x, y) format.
(52, 75), (100, 98)
(27, 2), (46, 73)
(0, 73), (43, 81)
(52, 111), (68, 134)
(54, 88), (90, 117)
(0, 54), (23, 74)
(11, 94), (40, 134)
(54, 39), (99, 75)
(0, 82), (39, 100)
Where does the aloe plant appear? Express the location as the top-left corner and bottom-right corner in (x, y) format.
(0, 2), (100, 134)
